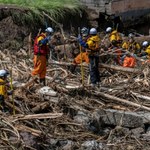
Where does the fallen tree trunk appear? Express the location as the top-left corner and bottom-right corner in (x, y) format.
(43, 11), (66, 39)
(93, 91), (150, 111)
(100, 63), (141, 73)
(49, 61), (141, 74)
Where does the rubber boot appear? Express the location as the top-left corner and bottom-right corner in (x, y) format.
(40, 78), (46, 86)
(69, 65), (76, 73)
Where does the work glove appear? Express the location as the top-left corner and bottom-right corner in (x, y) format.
(39, 36), (51, 45)
(46, 36), (51, 41)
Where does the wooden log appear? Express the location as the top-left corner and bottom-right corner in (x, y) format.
(43, 11), (66, 40)
(15, 125), (42, 137)
(12, 113), (63, 121)
(100, 63), (141, 73)
(93, 91), (150, 111)
(31, 102), (49, 112)
(21, 76), (38, 88)
(49, 60), (141, 74)
(5, 101), (23, 114)
(131, 91), (150, 102)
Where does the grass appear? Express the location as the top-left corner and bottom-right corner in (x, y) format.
(0, 0), (83, 26)
(0, 0), (80, 8)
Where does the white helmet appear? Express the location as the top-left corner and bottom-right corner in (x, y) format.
(0, 70), (9, 77)
(128, 33), (134, 38)
(81, 27), (89, 36)
(45, 27), (54, 33)
(89, 28), (97, 35)
(106, 27), (112, 33)
(142, 41), (149, 47)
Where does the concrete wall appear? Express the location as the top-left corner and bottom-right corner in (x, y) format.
(80, 0), (150, 17)
(80, 0), (112, 14)
(111, 0), (150, 13)
(111, 0), (150, 22)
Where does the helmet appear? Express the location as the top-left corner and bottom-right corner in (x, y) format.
(0, 70), (9, 77)
(128, 33), (134, 38)
(106, 27), (112, 33)
(142, 41), (149, 47)
(89, 28), (97, 35)
(45, 27), (54, 33)
(81, 27), (89, 36)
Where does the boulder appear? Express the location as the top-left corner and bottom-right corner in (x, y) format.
(81, 140), (104, 150)
(38, 86), (57, 97)
(93, 109), (150, 128)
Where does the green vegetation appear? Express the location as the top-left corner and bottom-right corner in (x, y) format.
(0, 0), (80, 8)
(0, 0), (83, 26)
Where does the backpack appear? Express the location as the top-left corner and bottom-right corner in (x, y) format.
(33, 34), (48, 55)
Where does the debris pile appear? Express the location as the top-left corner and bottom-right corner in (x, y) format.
(0, 48), (150, 149)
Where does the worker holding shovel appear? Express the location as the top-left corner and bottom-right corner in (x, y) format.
(70, 27), (90, 74)
(78, 28), (101, 87)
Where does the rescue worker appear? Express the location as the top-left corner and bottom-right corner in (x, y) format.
(106, 27), (122, 65)
(141, 41), (150, 58)
(31, 27), (54, 86)
(122, 52), (136, 68)
(78, 28), (101, 86)
(0, 70), (12, 112)
(106, 27), (122, 48)
(122, 33), (141, 55)
(70, 27), (89, 73)
(74, 27), (89, 64)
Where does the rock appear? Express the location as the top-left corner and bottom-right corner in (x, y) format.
(74, 111), (90, 125)
(127, 145), (136, 150)
(93, 109), (150, 128)
(62, 140), (74, 150)
(49, 138), (58, 145)
(131, 127), (144, 137)
(46, 96), (59, 103)
(87, 118), (104, 135)
(20, 132), (39, 149)
(81, 140), (104, 150)
(107, 126), (130, 143)
(38, 86), (57, 97)
(146, 126), (150, 135)
(12, 81), (25, 88)
(56, 140), (74, 149)
(103, 128), (111, 135)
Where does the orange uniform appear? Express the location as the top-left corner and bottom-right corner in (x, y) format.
(74, 52), (89, 64)
(123, 56), (136, 68)
(74, 36), (89, 64)
(32, 55), (47, 79)
(32, 33), (49, 79)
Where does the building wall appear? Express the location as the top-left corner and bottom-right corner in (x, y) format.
(111, 0), (150, 22)
(80, 0), (150, 14)
(80, 0), (150, 23)
(111, 0), (150, 14)
(80, 0), (112, 14)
